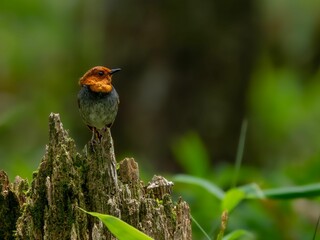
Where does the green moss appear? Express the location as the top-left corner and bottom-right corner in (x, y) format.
(32, 171), (38, 179)
(163, 194), (176, 223)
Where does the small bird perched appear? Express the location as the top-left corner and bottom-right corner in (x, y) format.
(78, 66), (121, 141)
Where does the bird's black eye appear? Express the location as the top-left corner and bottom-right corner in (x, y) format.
(98, 71), (104, 76)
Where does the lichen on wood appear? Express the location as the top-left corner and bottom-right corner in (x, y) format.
(1, 113), (192, 240)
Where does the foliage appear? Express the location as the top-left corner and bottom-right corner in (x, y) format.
(79, 208), (153, 240)
(172, 129), (320, 239)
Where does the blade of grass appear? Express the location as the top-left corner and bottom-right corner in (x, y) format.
(78, 207), (153, 240)
(237, 182), (320, 200)
(312, 214), (320, 240)
(231, 119), (248, 188)
(238, 183), (320, 199)
(262, 183), (320, 199)
(173, 174), (225, 200)
(190, 214), (211, 240)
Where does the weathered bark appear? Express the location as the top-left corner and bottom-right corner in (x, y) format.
(0, 172), (28, 240)
(1, 113), (191, 240)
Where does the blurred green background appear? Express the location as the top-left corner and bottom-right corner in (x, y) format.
(1, 0), (320, 239)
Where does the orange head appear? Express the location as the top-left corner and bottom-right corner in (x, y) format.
(79, 66), (121, 93)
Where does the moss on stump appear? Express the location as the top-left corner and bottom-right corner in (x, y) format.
(0, 113), (191, 240)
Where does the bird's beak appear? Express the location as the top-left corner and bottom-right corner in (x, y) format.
(110, 68), (121, 75)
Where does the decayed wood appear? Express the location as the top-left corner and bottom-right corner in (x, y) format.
(1, 113), (191, 240)
(0, 171), (26, 240)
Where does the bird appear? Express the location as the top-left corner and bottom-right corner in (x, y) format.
(77, 66), (121, 141)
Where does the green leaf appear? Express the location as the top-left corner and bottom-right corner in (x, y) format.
(173, 174), (225, 200)
(238, 182), (320, 200)
(223, 229), (254, 240)
(78, 207), (153, 240)
(237, 182), (320, 200)
(221, 188), (246, 212)
(262, 183), (320, 199)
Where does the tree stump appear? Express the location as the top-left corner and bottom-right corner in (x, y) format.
(0, 113), (191, 240)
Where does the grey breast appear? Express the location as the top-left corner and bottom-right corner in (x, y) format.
(78, 86), (119, 129)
